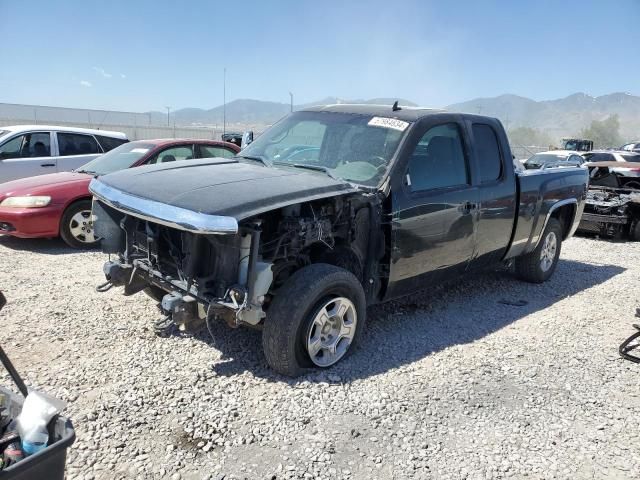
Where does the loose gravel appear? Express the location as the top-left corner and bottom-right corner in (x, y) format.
(0, 235), (638, 480)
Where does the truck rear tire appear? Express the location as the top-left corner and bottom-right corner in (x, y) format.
(515, 217), (562, 283)
(262, 263), (366, 377)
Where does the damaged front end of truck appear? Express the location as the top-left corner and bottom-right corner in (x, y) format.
(577, 187), (640, 239)
(89, 177), (384, 336)
(577, 162), (640, 240)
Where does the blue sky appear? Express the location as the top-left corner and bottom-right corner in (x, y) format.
(1, 0), (639, 112)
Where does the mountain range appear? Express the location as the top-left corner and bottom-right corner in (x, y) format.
(149, 92), (640, 139)
(148, 97), (418, 128)
(448, 92), (640, 138)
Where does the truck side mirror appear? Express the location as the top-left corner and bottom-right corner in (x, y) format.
(241, 131), (254, 150)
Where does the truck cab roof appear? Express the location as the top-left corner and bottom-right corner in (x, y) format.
(302, 104), (447, 122)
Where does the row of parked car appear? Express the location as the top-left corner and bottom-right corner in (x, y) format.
(518, 143), (640, 241)
(523, 147), (640, 171)
(0, 125), (240, 247)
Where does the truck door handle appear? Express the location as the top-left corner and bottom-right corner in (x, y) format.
(40, 163), (55, 167)
(461, 201), (478, 214)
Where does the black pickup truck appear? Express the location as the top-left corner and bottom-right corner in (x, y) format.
(89, 105), (588, 376)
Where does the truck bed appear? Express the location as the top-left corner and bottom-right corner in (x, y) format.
(505, 167), (588, 259)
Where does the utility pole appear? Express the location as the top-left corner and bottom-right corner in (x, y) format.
(223, 67), (226, 137)
(165, 106), (171, 127)
(289, 92), (293, 113)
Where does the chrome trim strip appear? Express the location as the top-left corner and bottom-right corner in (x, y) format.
(89, 179), (238, 235)
(531, 198), (578, 249)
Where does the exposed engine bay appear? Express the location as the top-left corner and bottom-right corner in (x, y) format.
(577, 186), (640, 239)
(93, 193), (385, 333)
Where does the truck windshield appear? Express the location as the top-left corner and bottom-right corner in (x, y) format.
(239, 111), (409, 186)
(76, 142), (156, 175)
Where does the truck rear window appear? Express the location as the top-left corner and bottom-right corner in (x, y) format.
(473, 124), (502, 182)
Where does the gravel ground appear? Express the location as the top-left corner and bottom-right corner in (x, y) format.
(0, 235), (638, 480)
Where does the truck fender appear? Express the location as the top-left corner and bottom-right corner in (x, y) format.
(529, 198), (579, 251)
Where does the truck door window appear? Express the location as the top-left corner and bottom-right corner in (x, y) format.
(407, 123), (468, 192)
(472, 124), (502, 183)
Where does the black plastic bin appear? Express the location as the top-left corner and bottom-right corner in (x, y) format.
(0, 414), (75, 480)
(0, 291), (76, 479)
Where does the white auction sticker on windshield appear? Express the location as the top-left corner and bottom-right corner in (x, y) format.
(368, 117), (410, 131)
(130, 148), (150, 153)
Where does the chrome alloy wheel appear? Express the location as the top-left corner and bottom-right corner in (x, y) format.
(306, 297), (357, 367)
(540, 230), (557, 272)
(68, 210), (96, 243)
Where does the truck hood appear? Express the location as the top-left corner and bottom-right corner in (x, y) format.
(93, 158), (358, 222)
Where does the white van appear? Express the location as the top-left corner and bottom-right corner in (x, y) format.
(0, 125), (128, 183)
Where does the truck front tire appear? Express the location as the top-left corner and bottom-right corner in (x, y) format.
(515, 217), (562, 283)
(262, 263), (366, 377)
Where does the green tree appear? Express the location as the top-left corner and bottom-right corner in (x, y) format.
(581, 115), (622, 148)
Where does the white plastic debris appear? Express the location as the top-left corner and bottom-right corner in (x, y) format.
(16, 390), (66, 456)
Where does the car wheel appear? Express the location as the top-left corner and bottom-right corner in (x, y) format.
(515, 217), (562, 283)
(59, 200), (99, 249)
(262, 263), (366, 377)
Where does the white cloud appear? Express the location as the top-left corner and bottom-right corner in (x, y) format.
(80, 80), (92, 87)
(93, 66), (112, 78)
(120, 73), (126, 79)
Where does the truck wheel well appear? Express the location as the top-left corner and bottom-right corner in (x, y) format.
(551, 204), (576, 239)
(310, 244), (363, 282)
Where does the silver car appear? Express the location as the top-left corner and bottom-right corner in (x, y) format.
(0, 125), (128, 183)
(524, 150), (585, 170)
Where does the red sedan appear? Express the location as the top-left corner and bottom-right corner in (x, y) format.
(0, 139), (240, 248)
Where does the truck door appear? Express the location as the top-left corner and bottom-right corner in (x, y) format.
(386, 120), (478, 299)
(466, 121), (517, 269)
